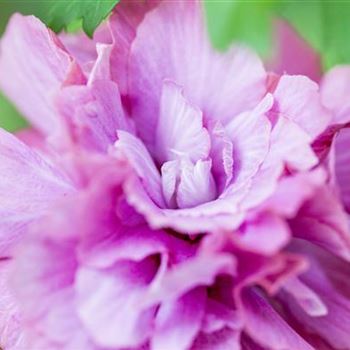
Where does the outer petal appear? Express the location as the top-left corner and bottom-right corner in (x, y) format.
(234, 213), (291, 256)
(239, 156), (284, 211)
(141, 253), (236, 308)
(281, 277), (327, 317)
(230, 99), (320, 212)
(11, 234), (91, 349)
(152, 288), (206, 350)
(76, 259), (157, 348)
(79, 226), (174, 270)
(259, 168), (326, 218)
(0, 14), (84, 135)
(285, 241), (350, 350)
(10, 156), (130, 349)
(272, 75), (331, 140)
(0, 129), (73, 255)
(129, 0), (266, 146)
(290, 186), (350, 261)
(155, 82), (210, 163)
(267, 115), (318, 171)
(321, 66), (350, 125)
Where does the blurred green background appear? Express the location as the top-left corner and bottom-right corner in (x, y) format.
(1, 0), (350, 132)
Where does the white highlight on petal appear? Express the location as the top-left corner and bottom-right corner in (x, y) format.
(156, 81), (210, 164)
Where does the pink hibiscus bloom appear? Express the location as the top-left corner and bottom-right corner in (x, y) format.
(0, 1), (348, 349)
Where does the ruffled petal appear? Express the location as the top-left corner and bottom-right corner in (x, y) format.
(129, 0), (266, 146)
(231, 100), (319, 212)
(124, 172), (245, 233)
(115, 131), (165, 207)
(259, 168), (326, 218)
(108, 0), (160, 94)
(76, 258), (158, 348)
(235, 213), (290, 255)
(225, 94), (272, 187)
(267, 115), (318, 171)
(272, 75), (331, 140)
(141, 253), (235, 309)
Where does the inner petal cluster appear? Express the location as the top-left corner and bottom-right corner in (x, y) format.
(116, 81), (234, 209)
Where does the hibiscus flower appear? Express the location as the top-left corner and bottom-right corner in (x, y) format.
(0, 1), (348, 350)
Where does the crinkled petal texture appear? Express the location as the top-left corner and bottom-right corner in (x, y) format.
(0, 1), (348, 350)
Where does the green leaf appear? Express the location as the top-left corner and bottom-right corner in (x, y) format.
(205, 0), (350, 70)
(204, 0), (282, 57)
(40, 0), (120, 37)
(281, 0), (350, 69)
(0, 92), (27, 132)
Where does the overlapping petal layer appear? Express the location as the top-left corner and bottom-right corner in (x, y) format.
(0, 1), (349, 349)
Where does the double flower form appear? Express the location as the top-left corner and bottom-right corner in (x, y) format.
(0, 1), (349, 350)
